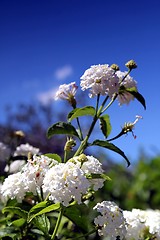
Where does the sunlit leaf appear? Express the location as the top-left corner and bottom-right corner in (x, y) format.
(28, 201), (60, 222)
(47, 122), (79, 139)
(10, 218), (26, 227)
(99, 114), (112, 138)
(33, 215), (50, 235)
(44, 153), (62, 163)
(91, 140), (130, 166)
(68, 106), (96, 122)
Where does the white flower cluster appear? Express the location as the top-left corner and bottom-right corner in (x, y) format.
(4, 143), (40, 174)
(1, 155), (57, 203)
(43, 155), (105, 206)
(1, 154), (105, 206)
(14, 143), (40, 157)
(0, 142), (11, 162)
(93, 201), (127, 240)
(80, 64), (137, 105)
(55, 81), (78, 101)
(80, 64), (119, 98)
(124, 208), (160, 239)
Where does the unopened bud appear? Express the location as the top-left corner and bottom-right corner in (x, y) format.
(64, 137), (76, 151)
(78, 154), (88, 163)
(125, 60), (137, 70)
(110, 64), (120, 71)
(14, 130), (25, 138)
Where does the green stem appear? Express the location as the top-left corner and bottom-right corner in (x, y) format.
(74, 95), (109, 156)
(51, 207), (64, 240)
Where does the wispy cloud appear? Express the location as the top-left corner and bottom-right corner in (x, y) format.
(37, 89), (56, 105)
(54, 65), (73, 80)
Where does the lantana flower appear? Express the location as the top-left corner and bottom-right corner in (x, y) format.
(42, 161), (90, 206)
(93, 201), (127, 239)
(55, 81), (78, 107)
(80, 64), (120, 98)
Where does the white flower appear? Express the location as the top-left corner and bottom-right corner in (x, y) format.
(22, 155), (58, 194)
(0, 142), (11, 162)
(71, 155), (105, 191)
(1, 172), (27, 203)
(93, 201), (127, 240)
(5, 160), (26, 173)
(116, 71), (137, 105)
(80, 64), (119, 98)
(1, 155), (58, 203)
(124, 209), (160, 239)
(42, 161), (90, 207)
(14, 143), (40, 157)
(55, 82), (78, 107)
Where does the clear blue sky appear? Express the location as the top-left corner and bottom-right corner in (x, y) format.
(0, 0), (160, 164)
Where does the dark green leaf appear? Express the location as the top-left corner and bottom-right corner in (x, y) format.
(47, 122), (79, 139)
(64, 204), (89, 233)
(68, 106), (95, 122)
(120, 86), (146, 109)
(2, 206), (28, 220)
(44, 153), (62, 163)
(28, 201), (60, 222)
(99, 114), (112, 138)
(91, 140), (130, 166)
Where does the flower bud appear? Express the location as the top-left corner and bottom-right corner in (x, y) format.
(125, 60), (137, 70)
(110, 64), (120, 71)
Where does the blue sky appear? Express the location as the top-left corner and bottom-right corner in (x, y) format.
(0, 0), (160, 164)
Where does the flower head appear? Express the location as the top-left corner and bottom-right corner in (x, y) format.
(42, 161), (90, 206)
(116, 71), (137, 105)
(80, 64), (120, 98)
(14, 143), (40, 157)
(55, 82), (78, 107)
(94, 201), (127, 239)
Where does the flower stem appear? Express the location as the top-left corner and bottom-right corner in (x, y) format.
(51, 207), (64, 240)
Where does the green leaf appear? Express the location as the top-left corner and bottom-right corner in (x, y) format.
(127, 89), (146, 110)
(28, 201), (60, 222)
(44, 153), (62, 163)
(10, 218), (26, 227)
(33, 215), (50, 235)
(68, 106), (96, 122)
(99, 114), (112, 138)
(47, 122), (79, 139)
(91, 140), (130, 166)
(86, 173), (111, 181)
(120, 86), (146, 109)
(2, 206), (28, 220)
(64, 204), (89, 233)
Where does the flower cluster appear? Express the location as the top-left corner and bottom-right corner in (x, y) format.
(1, 154), (105, 206)
(93, 201), (127, 239)
(124, 208), (160, 239)
(1, 155), (57, 203)
(79, 64), (137, 105)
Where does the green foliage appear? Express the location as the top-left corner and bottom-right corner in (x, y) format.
(99, 114), (112, 138)
(67, 106), (96, 122)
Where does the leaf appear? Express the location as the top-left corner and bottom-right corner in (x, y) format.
(120, 86), (146, 109)
(10, 218), (26, 227)
(33, 215), (50, 235)
(99, 114), (112, 138)
(68, 106), (96, 122)
(28, 201), (60, 222)
(86, 173), (111, 181)
(91, 140), (130, 167)
(47, 122), (79, 139)
(2, 206), (28, 220)
(127, 89), (146, 110)
(44, 153), (62, 163)
(64, 204), (89, 233)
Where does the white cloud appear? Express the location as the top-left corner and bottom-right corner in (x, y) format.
(37, 88), (56, 105)
(54, 65), (73, 80)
